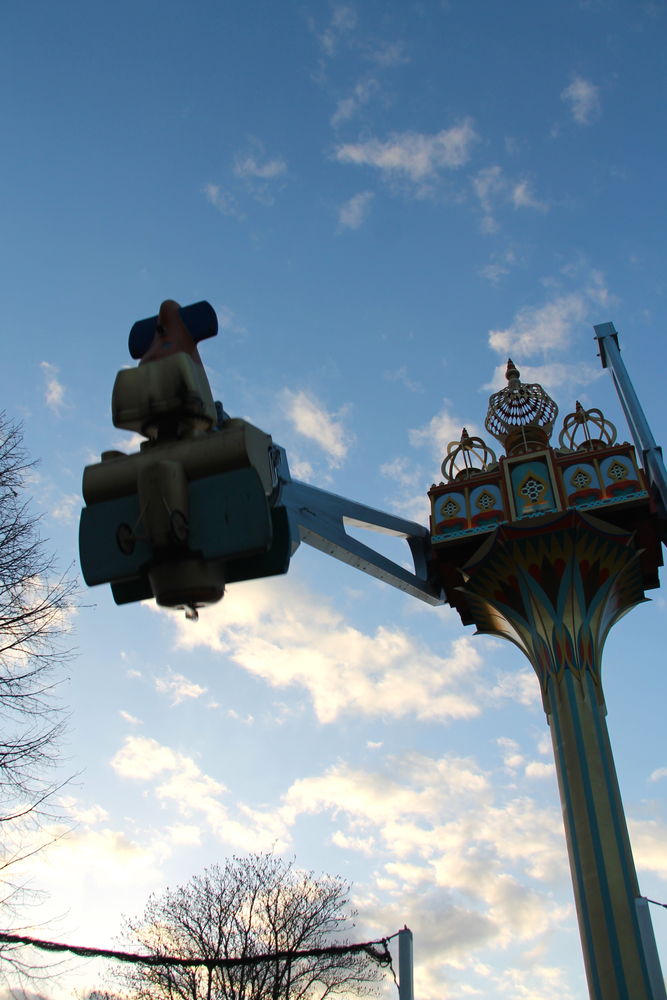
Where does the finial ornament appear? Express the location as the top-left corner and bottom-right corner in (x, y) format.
(485, 358), (558, 455)
(441, 427), (497, 481)
(558, 401), (617, 452)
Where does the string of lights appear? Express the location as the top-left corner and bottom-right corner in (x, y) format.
(0, 929), (398, 972)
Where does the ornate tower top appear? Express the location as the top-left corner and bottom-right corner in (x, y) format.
(559, 401), (617, 452)
(485, 358), (558, 455)
(440, 428), (497, 482)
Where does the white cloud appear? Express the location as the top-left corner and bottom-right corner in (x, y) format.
(120, 709), (142, 724)
(112, 430), (145, 452)
(111, 735), (289, 851)
(409, 402), (471, 462)
(383, 365), (422, 392)
(331, 829), (376, 854)
(233, 148), (287, 180)
(51, 492), (80, 523)
(480, 248), (517, 286)
(561, 75), (601, 125)
(335, 121), (478, 183)
(40, 361), (66, 414)
(331, 78), (378, 126)
(484, 358), (601, 393)
(629, 817), (667, 879)
(511, 180), (548, 212)
(14, 813), (172, 950)
(337, 190), (374, 230)
(497, 736), (524, 772)
(163, 578), (485, 725)
(495, 963), (578, 1000)
(317, 4), (357, 56)
(59, 796), (109, 826)
(525, 761), (556, 780)
(380, 405), (487, 522)
(289, 457), (315, 481)
(488, 293), (589, 358)
(473, 167), (547, 231)
(283, 389), (352, 468)
(367, 40), (409, 68)
(473, 165), (504, 233)
(153, 667), (207, 705)
(284, 749), (571, 952)
(111, 735), (192, 781)
(380, 456), (423, 489)
(207, 141), (287, 209)
(201, 183), (243, 219)
(649, 766), (667, 783)
(285, 753), (491, 832)
(214, 303), (247, 341)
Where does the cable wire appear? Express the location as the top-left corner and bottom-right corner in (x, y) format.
(644, 896), (667, 910)
(0, 930), (396, 971)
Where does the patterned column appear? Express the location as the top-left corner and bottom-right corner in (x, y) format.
(460, 510), (657, 1000)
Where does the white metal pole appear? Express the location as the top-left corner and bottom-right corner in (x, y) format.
(398, 926), (414, 1000)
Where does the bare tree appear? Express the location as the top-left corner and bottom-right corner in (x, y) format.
(115, 855), (383, 1000)
(0, 412), (76, 928)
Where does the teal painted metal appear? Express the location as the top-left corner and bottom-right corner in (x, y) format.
(564, 670), (630, 1000)
(449, 511), (663, 999)
(79, 492), (152, 586)
(549, 686), (603, 1000)
(80, 467), (283, 606)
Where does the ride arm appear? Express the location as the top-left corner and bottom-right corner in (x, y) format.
(594, 322), (667, 520)
(273, 448), (443, 605)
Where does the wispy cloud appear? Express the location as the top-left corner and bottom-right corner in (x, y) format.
(383, 365), (422, 393)
(40, 361), (66, 414)
(335, 121), (478, 186)
(378, 403), (480, 521)
(233, 140), (288, 205)
(511, 179), (548, 212)
(154, 668), (207, 706)
(480, 248), (517, 286)
(366, 40), (409, 68)
(409, 402), (471, 462)
(488, 293), (589, 359)
(233, 148), (287, 180)
(331, 78), (378, 127)
(201, 183), (244, 219)
(283, 389), (352, 468)
(337, 190), (374, 230)
(316, 4), (358, 56)
(203, 140), (287, 217)
(120, 709), (142, 725)
(473, 166), (547, 232)
(561, 75), (600, 125)
(51, 491), (80, 523)
(473, 165), (505, 233)
(484, 273), (612, 390)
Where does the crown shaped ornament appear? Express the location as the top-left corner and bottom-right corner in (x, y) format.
(485, 359), (558, 455)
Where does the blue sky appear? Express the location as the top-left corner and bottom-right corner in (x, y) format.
(2, 1), (667, 998)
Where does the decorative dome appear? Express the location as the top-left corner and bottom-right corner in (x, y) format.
(485, 359), (558, 455)
(441, 428), (497, 482)
(558, 401), (617, 452)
